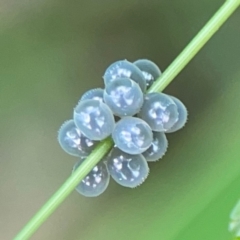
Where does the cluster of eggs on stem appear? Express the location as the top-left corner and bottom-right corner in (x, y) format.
(58, 59), (188, 197)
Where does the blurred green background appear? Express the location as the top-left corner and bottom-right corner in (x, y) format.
(0, 0), (240, 239)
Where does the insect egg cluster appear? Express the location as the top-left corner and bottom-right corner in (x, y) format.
(58, 59), (188, 197)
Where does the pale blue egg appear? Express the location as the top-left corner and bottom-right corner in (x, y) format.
(112, 117), (153, 154)
(166, 96), (188, 133)
(106, 147), (149, 188)
(104, 78), (143, 117)
(143, 132), (168, 162)
(74, 99), (115, 141)
(103, 60), (146, 92)
(58, 120), (97, 157)
(134, 59), (161, 88)
(138, 92), (179, 132)
(73, 159), (110, 197)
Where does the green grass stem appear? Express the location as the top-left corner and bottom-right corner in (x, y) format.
(14, 0), (240, 239)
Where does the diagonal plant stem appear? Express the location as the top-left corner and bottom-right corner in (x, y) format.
(14, 0), (240, 239)
(148, 0), (240, 93)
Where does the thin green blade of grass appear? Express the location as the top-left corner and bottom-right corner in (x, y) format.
(14, 0), (240, 239)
